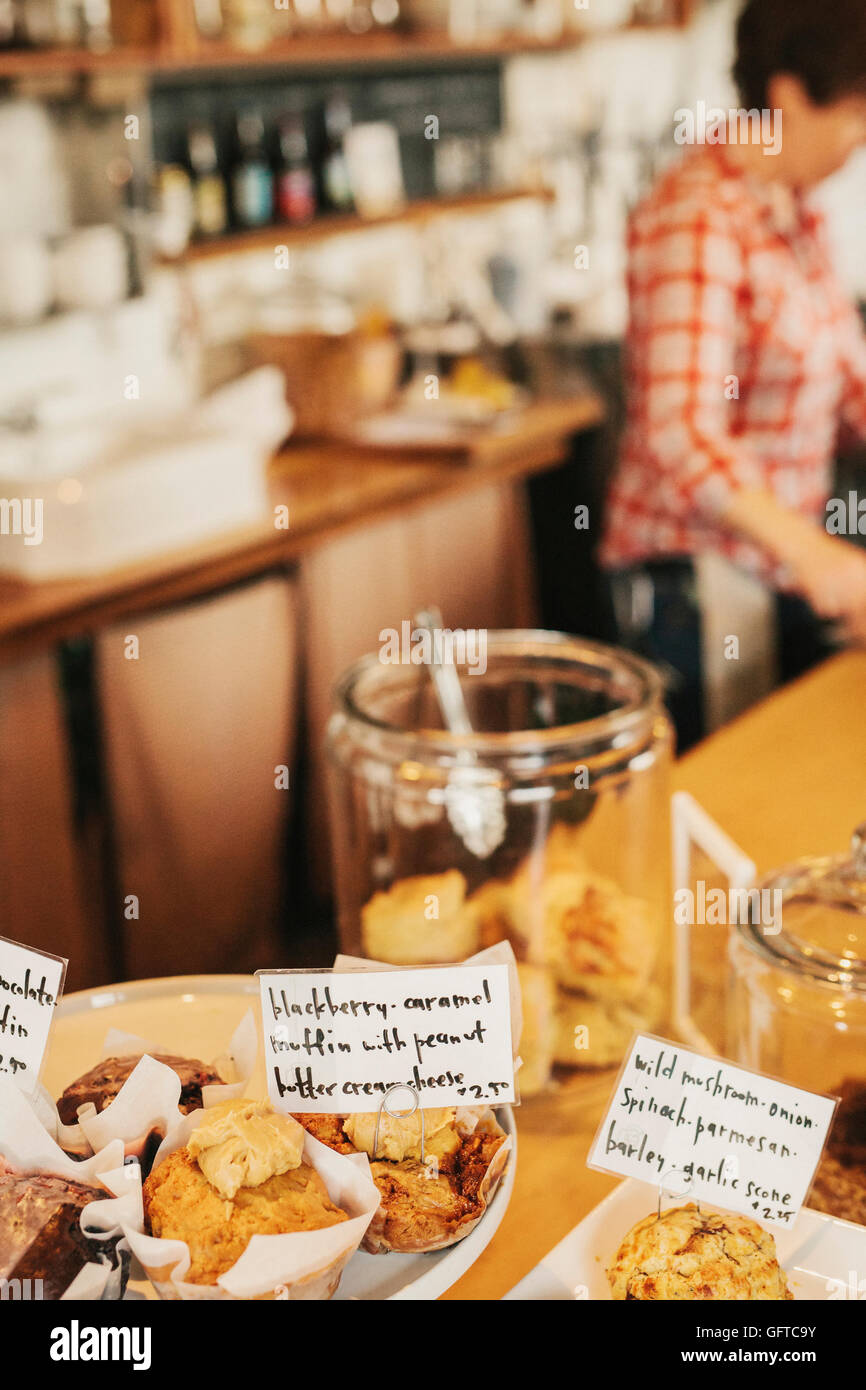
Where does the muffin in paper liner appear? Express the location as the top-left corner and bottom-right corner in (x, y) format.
(123, 1107), (380, 1300)
(358, 1105), (512, 1255)
(300, 946), (516, 1256)
(40, 1010), (258, 1172)
(0, 1077), (143, 1300)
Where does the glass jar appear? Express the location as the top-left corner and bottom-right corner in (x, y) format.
(728, 825), (866, 1224)
(326, 631), (673, 1094)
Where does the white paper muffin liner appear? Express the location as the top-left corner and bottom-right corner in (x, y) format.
(38, 1010), (258, 1169)
(123, 1108), (379, 1300)
(0, 1078), (143, 1300)
(360, 1104), (513, 1255)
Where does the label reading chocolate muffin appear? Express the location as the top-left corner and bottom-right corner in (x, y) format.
(0, 935), (67, 1095)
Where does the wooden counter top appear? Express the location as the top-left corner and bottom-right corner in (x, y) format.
(0, 393), (604, 665)
(444, 650), (866, 1299)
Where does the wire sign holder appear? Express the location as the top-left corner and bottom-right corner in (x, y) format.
(372, 1083), (439, 1180)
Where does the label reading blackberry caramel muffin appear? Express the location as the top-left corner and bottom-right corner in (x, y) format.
(588, 1034), (837, 1230)
(257, 962), (516, 1113)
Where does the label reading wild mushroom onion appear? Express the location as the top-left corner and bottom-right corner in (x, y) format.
(588, 1033), (837, 1230)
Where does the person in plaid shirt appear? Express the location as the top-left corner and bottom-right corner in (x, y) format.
(602, 0), (866, 748)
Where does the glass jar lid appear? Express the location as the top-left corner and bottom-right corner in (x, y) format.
(738, 824), (866, 992)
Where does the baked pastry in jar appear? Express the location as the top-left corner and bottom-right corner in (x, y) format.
(0, 1169), (128, 1300)
(515, 962), (556, 1096)
(553, 987), (663, 1070)
(142, 1099), (349, 1286)
(510, 869), (658, 1003)
(361, 870), (480, 965)
(293, 1106), (510, 1253)
(607, 1204), (793, 1300)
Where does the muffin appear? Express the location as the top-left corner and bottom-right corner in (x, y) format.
(142, 1099), (348, 1286)
(57, 1053), (224, 1125)
(0, 1170), (127, 1299)
(607, 1204), (793, 1300)
(361, 870), (480, 965)
(293, 1106), (509, 1253)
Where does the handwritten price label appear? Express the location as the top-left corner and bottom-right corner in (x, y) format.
(0, 936), (67, 1096)
(588, 1034), (837, 1230)
(257, 964), (515, 1114)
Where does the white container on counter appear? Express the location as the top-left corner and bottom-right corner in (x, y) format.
(0, 368), (293, 580)
(53, 225), (129, 313)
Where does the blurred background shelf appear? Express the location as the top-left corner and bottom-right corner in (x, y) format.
(175, 186), (551, 259)
(0, 21), (696, 81)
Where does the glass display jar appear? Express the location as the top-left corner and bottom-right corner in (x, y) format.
(728, 825), (866, 1224)
(326, 631), (674, 1094)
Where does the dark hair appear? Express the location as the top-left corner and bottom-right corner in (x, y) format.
(734, 0), (866, 110)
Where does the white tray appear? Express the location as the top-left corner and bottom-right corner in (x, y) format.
(46, 974), (515, 1302)
(504, 1177), (866, 1301)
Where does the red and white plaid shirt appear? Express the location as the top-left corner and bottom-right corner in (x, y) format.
(601, 145), (866, 588)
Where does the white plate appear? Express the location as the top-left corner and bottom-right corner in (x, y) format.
(46, 974), (515, 1302)
(504, 1178), (866, 1301)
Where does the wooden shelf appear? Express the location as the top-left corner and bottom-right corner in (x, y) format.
(0, 45), (155, 77)
(163, 28), (585, 73)
(0, 21), (687, 80)
(174, 187), (551, 263)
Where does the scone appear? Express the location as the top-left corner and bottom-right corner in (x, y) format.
(607, 1204), (793, 1300)
(293, 1106), (509, 1253)
(361, 870), (480, 964)
(515, 962), (556, 1096)
(58, 1053), (223, 1124)
(142, 1099), (348, 1285)
(512, 870), (658, 1002)
(0, 1170), (127, 1299)
(553, 988), (663, 1070)
(470, 858), (657, 1005)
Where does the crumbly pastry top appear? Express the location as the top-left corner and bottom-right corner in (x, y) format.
(143, 1148), (348, 1285)
(187, 1099), (306, 1200)
(607, 1204), (793, 1301)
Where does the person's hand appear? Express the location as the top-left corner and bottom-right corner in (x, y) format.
(789, 530), (866, 643)
(722, 489), (866, 643)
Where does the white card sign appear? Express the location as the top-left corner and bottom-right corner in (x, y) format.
(258, 964), (515, 1113)
(588, 1034), (837, 1230)
(0, 935), (67, 1095)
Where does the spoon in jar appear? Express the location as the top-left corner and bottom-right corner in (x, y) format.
(413, 607), (507, 859)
